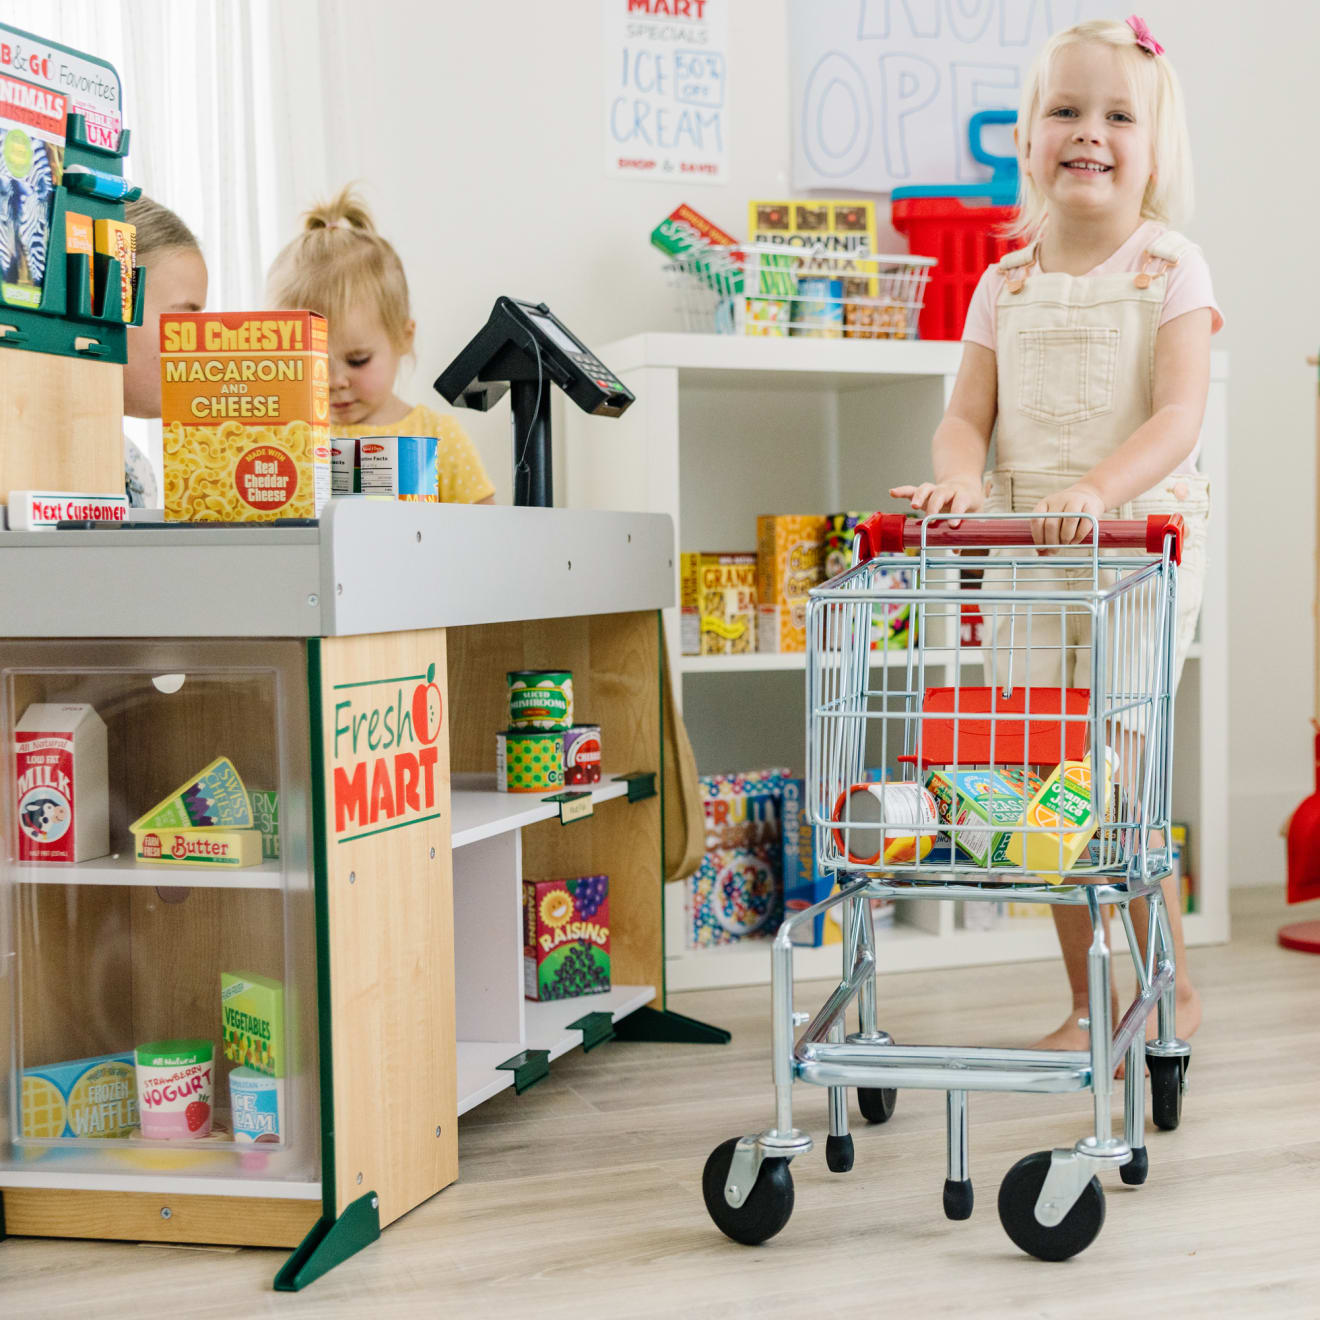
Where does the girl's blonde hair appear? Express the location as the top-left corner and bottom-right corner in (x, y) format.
(265, 186), (412, 350)
(124, 195), (200, 261)
(1010, 18), (1192, 242)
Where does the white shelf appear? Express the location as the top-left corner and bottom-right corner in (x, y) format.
(0, 1169), (320, 1198)
(665, 912), (1216, 991)
(680, 649), (919, 674)
(456, 984), (655, 1115)
(450, 771), (635, 849)
(12, 853), (282, 889)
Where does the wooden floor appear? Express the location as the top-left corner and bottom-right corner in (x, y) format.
(3, 888), (1318, 1318)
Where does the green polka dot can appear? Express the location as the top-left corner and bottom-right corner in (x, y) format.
(496, 730), (564, 793)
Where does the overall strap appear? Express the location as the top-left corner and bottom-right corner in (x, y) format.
(998, 242), (1038, 294)
(1134, 228), (1191, 289)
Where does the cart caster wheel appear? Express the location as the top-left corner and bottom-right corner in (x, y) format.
(825, 1133), (854, 1173)
(943, 1178), (974, 1220)
(702, 1138), (794, 1246)
(1119, 1146), (1148, 1186)
(997, 1151), (1105, 1261)
(1149, 1055), (1186, 1131)
(857, 1087), (897, 1124)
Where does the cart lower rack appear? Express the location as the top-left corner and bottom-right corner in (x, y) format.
(701, 512), (1192, 1260)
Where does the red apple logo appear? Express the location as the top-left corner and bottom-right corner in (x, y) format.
(413, 662), (443, 744)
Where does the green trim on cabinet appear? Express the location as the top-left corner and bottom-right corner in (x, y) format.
(612, 1005), (731, 1045)
(568, 1011), (615, 1053)
(273, 1191), (381, 1292)
(496, 1049), (550, 1095)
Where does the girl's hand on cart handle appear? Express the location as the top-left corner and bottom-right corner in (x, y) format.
(1032, 484), (1106, 550)
(888, 477), (983, 529)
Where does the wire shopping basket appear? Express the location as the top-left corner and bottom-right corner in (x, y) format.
(661, 241), (936, 339)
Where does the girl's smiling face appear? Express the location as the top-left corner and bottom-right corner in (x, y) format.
(1025, 42), (1154, 225)
(327, 304), (414, 427)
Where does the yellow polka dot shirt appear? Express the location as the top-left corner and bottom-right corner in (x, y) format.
(332, 404), (496, 503)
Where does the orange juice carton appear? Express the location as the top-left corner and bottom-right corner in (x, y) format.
(15, 703), (108, 863)
(21, 1051), (138, 1140)
(684, 552), (757, 654)
(160, 311), (330, 521)
(221, 971), (286, 1076)
(756, 515), (825, 653)
(1005, 749), (1118, 877)
(92, 216), (135, 320)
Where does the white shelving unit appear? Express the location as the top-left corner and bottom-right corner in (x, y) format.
(14, 855), (284, 889)
(565, 334), (1230, 990)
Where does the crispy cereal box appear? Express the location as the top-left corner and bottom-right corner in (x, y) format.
(161, 311), (330, 522)
(757, 515), (825, 653)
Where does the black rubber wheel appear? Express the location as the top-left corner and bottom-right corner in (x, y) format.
(943, 1178), (974, 1220)
(702, 1138), (795, 1245)
(857, 1087), (897, 1124)
(1149, 1054), (1186, 1131)
(825, 1133), (854, 1173)
(1119, 1146), (1149, 1186)
(997, 1151), (1106, 1261)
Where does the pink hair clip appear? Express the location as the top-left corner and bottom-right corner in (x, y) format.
(1126, 14), (1165, 56)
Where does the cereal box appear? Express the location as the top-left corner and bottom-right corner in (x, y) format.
(685, 552), (757, 655)
(523, 876), (610, 1001)
(160, 311), (330, 522)
(688, 769), (788, 947)
(221, 971), (286, 1077)
(781, 776), (831, 945)
(823, 512), (917, 650)
(15, 703), (108, 863)
(21, 1052), (137, 1140)
(757, 516), (825, 653)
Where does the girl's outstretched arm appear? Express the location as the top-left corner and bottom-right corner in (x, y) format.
(890, 342), (996, 527)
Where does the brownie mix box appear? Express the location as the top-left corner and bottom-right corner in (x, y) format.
(160, 311), (330, 521)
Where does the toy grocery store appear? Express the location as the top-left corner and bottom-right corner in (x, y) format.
(0, 3), (1316, 1315)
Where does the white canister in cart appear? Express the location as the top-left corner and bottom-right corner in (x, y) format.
(831, 782), (939, 866)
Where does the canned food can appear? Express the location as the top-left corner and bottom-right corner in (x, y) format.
(507, 671), (574, 731)
(563, 724), (601, 785)
(496, 730), (564, 793)
(831, 782), (939, 866)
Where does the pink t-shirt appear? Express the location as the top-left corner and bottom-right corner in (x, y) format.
(961, 220), (1224, 353)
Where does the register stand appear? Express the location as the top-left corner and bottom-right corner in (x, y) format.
(0, 501), (712, 1288)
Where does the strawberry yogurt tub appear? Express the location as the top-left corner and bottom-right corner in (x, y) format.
(135, 1039), (214, 1139)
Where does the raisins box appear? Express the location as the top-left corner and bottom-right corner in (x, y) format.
(522, 876), (610, 1001)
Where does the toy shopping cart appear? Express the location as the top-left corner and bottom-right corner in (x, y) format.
(701, 511), (1192, 1260)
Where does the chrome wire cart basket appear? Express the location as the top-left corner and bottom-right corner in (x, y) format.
(662, 241), (936, 338)
(702, 510), (1192, 1260)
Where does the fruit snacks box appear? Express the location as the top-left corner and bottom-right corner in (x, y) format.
(21, 1051), (137, 1140)
(688, 769), (788, 947)
(757, 516), (825, 653)
(161, 311), (330, 521)
(823, 512), (918, 650)
(682, 552), (757, 654)
(15, 702), (108, 863)
(651, 202), (743, 290)
(927, 767), (1034, 867)
(221, 971), (286, 1077)
(523, 876), (610, 1001)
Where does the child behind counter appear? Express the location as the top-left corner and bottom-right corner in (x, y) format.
(265, 187), (495, 504)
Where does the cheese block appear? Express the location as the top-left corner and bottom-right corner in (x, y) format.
(130, 757), (252, 831)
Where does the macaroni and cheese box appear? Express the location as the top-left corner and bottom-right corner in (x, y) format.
(757, 515), (825, 653)
(160, 311), (330, 522)
(682, 552), (757, 654)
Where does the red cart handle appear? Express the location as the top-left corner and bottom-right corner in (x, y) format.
(855, 512), (1184, 566)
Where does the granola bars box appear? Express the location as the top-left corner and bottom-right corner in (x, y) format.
(161, 311), (330, 522)
(683, 552), (757, 655)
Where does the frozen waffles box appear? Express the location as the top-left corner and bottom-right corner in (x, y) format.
(160, 311), (330, 521)
(757, 515), (825, 653)
(21, 1051), (137, 1140)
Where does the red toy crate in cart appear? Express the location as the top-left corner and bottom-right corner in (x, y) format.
(891, 110), (1019, 342)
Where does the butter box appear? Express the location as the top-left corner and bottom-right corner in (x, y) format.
(757, 515), (825, 653)
(133, 827), (263, 868)
(21, 1052), (138, 1140)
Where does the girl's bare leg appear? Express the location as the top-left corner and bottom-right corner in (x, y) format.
(1129, 863), (1202, 1041)
(1032, 901), (1118, 1051)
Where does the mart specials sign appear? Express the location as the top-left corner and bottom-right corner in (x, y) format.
(330, 661), (444, 844)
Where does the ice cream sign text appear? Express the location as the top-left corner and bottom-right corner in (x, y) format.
(332, 662), (444, 842)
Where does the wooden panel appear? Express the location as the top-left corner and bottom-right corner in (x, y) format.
(316, 630), (456, 1226)
(1, 1187), (318, 1247)
(0, 352), (123, 501)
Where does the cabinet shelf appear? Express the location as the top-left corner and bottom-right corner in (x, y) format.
(12, 853), (283, 889)
(450, 770), (640, 848)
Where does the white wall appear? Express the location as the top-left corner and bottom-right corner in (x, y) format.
(301, 0), (1317, 886)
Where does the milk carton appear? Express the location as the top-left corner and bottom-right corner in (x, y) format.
(15, 703), (109, 863)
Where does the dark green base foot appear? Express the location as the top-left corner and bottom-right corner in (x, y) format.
(612, 1005), (730, 1045)
(274, 1191), (381, 1291)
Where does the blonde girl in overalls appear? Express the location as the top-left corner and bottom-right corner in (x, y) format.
(892, 17), (1221, 1052)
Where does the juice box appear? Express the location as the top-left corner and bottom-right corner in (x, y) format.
(358, 436), (440, 501)
(523, 876), (610, 1001)
(221, 971), (286, 1077)
(757, 516), (825, 653)
(131, 756), (253, 831)
(133, 826), (263, 869)
(684, 552), (757, 654)
(927, 767), (1032, 868)
(21, 1051), (137, 1140)
(15, 702), (108, 863)
(160, 311), (330, 522)
(93, 216), (135, 320)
